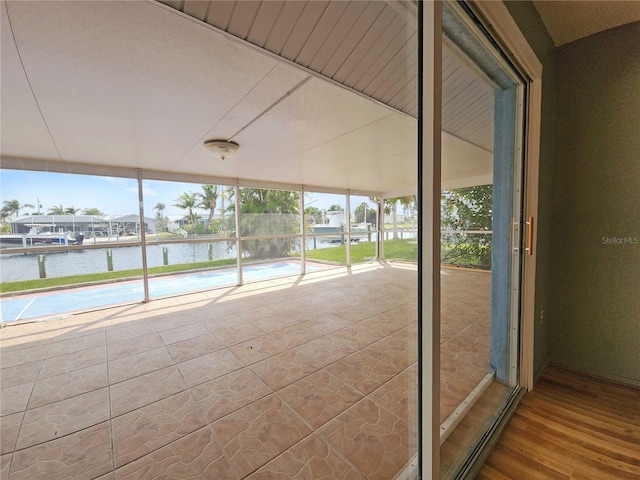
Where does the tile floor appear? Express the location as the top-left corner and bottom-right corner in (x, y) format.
(0, 262), (491, 479)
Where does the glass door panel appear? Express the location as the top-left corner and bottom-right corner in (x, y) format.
(439, 2), (526, 477)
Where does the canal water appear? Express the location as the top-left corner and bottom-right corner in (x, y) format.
(0, 239), (359, 282)
(0, 231), (416, 283)
(0, 242), (239, 283)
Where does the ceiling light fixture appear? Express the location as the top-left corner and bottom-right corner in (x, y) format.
(204, 140), (239, 160)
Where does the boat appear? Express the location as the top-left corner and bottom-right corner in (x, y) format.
(0, 225), (84, 248)
(310, 213), (370, 243)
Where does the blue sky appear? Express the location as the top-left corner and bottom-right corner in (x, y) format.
(1, 170), (375, 218)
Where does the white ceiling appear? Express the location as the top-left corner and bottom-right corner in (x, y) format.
(1, 0), (494, 197)
(533, 1), (640, 47)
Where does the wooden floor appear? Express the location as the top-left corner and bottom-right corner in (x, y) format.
(477, 364), (640, 479)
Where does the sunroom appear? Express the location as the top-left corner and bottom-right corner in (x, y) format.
(0, 1), (542, 479)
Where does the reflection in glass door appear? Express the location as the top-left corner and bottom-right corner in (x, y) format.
(439, 3), (526, 477)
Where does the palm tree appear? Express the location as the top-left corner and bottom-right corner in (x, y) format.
(369, 196), (414, 239)
(219, 186), (234, 219)
(64, 206), (81, 215)
(197, 185), (218, 226)
(230, 189), (299, 258)
(153, 202), (165, 219)
(174, 192), (198, 226)
(48, 205), (65, 215)
(2, 199), (35, 219)
(82, 207), (104, 216)
(153, 202), (166, 230)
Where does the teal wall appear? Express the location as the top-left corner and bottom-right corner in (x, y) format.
(505, 2), (640, 386)
(549, 22), (640, 385)
(503, 2), (556, 380)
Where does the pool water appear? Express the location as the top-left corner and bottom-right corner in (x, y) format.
(0, 261), (325, 323)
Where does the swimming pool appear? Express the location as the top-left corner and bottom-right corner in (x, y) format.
(0, 261), (328, 323)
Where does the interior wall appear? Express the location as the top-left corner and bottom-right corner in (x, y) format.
(503, 1), (556, 380)
(548, 21), (640, 386)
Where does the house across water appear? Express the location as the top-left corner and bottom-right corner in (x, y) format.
(8, 214), (156, 237)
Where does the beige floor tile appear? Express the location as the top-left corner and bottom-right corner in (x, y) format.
(307, 314), (353, 335)
(211, 322), (267, 346)
(249, 315), (299, 334)
(314, 299), (354, 316)
(280, 308), (319, 323)
(56, 311), (106, 330)
(110, 366), (188, 417)
(369, 365), (418, 426)
(157, 322), (210, 346)
(29, 363), (108, 409)
(294, 335), (356, 368)
(107, 332), (164, 361)
(0, 344), (49, 369)
(16, 387), (109, 450)
(440, 329), (490, 421)
(0, 454), (10, 480)
(191, 368), (271, 423)
(363, 334), (417, 373)
(0, 360), (41, 389)
(199, 313), (247, 333)
(108, 346), (174, 384)
(150, 313), (202, 332)
(359, 314), (411, 338)
(212, 394), (311, 478)
(0, 331), (54, 351)
(112, 390), (206, 468)
(165, 334), (225, 363)
(176, 349), (244, 388)
(334, 304), (378, 324)
(104, 303), (147, 329)
(0, 263), (494, 480)
(269, 299), (314, 317)
(0, 382), (33, 416)
(106, 322), (156, 344)
(38, 345), (107, 379)
(103, 311), (147, 329)
(270, 323), (324, 350)
(320, 398), (417, 480)
(115, 426), (234, 479)
(229, 335), (288, 366)
(10, 421), (112, 480)
(326, 351), (398, 396)
(279, 370), (362, 429)
(247, 433), (364, 480)
(188, 303), (234, 321)
(0, 320), (57, 336)
(94, 473), (116, 480)
(52, 323), (107, 343)
(250, 350), (319, 391)
(236, 305), (279, 323)
(329, 324), (381, 350)
(0, 412), (21, 455)
(47, 332), (106, 358)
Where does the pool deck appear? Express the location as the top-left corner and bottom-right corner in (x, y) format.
(0, 262), (491, 479)
(0, 260), (332, 324)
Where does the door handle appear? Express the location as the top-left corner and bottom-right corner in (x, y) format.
(525, 216), (534, 256)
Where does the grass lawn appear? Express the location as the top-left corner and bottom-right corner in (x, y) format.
(305, 238), (417, 264)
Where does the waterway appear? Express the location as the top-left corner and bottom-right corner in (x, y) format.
(1, 242), (234, 283)
(0, 239), (347, 282)
(0, 230), (417, 283)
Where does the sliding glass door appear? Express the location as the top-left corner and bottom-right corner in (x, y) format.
(437, 2), (527, 477)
